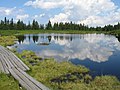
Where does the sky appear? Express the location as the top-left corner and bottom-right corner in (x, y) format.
(0, 0), (120, 27)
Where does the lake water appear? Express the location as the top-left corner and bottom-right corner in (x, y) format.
(12, 34), (120, 79)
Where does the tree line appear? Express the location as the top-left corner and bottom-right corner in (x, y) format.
(0, 17), (120, 31)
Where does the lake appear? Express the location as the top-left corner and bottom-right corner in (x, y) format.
(12, 33), (120, 79)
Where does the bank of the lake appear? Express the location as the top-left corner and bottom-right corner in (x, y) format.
(0, 30), (111, 36)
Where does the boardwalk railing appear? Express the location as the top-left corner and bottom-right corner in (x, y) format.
(0, 46), (49, 90)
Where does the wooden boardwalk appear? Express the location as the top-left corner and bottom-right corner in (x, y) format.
(0, 46), (49, 90)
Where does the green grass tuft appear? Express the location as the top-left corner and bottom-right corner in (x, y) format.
(0, 73), (24, 90)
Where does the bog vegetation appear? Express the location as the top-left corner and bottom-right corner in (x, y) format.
(0, 73), (25, 90)
(0, 36), (17, 46)
(15, 50), (120, 90)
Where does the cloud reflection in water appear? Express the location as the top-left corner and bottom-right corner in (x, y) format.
(16, 34), (120, 63)
(35, 34), (120, 63)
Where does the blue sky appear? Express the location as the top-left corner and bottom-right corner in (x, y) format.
(0, 0), (120, 27)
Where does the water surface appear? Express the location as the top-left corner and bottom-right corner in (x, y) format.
(12, 34), (120, 79)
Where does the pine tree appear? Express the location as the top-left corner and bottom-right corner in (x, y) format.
(3, 17), (7, 30)
(32, 20), (39, 30)
(53, 23), (59, 30)
(35, 21), (39, 30)
(59, 22), (64, 30)
(17, 20), (25, 30)
(40, 24), (44, 29)
(0, 20), (4, 30)
(27, 21), (31, 30)
(10, 18), (14, 30)
(4, 17), (7, 25)
(46, 20), (52, 30)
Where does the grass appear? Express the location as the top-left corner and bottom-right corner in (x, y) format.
(0, 36), (17, 47)
(16, 50), (90, 89)
(16, 50), (120, 90)
(57, 76), (120, 90)
(0, 30), (105, 36)
(0, 30), (19, 36)
(89, 76), (120, 90)
(0, 73), (24, 90)
(106, 30), (120, 35)
(0, 29), (120, 36)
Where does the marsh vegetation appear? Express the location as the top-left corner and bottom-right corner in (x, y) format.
(15, 50), (120, 90)
(0, 36), (17, 47)
(0, 73), (24, 90)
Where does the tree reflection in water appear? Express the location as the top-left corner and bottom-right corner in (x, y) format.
(16, 34), (120, 63)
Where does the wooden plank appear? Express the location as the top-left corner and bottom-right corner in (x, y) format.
(0, 48), (20, 70)
(4, 48), (29, 71)
(0, 46), (3, 51)
(9, 52), (30, 71)
(4, 52), (27, 71)
(0, 46), (49, 90)
(17, 68), (42, 90)
(6, 55), (19, 69)
(0, 54), (9, 74)
(1, 54), (17, 70)
(0, 54), (12, 69)
(0, 46), (29, 72)
(9, 68), (33, 90)
(17, 68), (50, 90)
(0, 59), (5, 73)
(12, 68), (38, 90)
(0, 47), (29, 71)
(8, 54), (27, 71)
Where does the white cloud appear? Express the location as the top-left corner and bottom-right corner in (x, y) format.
(33, 13), (45, 19)
(25, 0), (120, 27)
(50, 12), (70, 24)
(16, 14), (29, 20)
(34, 15), (39, 18)
(0, 7), (16, 15)
(39, 13), (45, 17)
(24, 0), (67, 9)
(0, 7), (27, 21)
